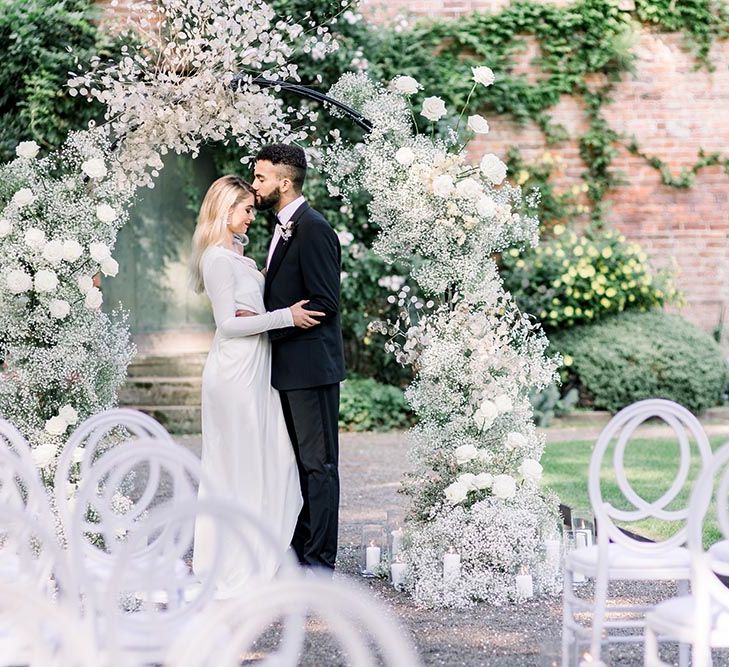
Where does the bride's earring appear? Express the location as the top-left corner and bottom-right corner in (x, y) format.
(235, 233), (250, 247)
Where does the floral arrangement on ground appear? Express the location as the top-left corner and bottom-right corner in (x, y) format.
(323, 72), (562, 607)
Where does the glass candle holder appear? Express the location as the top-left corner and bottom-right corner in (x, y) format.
(563, 529), (586, 584)
(571, 510), (595, 549)
(361, 524), (386, 577)
(515, 563), (534, 600)
(386, 509), (405, 560)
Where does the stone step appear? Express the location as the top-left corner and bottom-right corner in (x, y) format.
(126, 353), (208, 379)
(130, 405), (201, 435)
(118, 376), (202, 407)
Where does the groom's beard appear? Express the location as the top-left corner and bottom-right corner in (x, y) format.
(254, 187), (281, 211)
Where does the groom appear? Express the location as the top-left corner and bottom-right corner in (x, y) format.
(251, 144), (346, 571)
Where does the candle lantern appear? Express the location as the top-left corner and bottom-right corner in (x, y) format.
(360, 524), (386, 577)
(571, 510), (595, 550)
(442, 546), (461, 583)
(386, 509), (405, 560)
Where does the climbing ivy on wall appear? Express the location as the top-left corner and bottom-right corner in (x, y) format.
(368, 0), (729, 229)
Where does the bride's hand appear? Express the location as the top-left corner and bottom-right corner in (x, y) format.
(290, 300), (325, 329)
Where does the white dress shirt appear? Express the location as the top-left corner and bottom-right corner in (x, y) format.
(266, 195), (306, 269)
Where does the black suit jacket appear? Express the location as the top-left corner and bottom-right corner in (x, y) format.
(264, 201), (346, 391)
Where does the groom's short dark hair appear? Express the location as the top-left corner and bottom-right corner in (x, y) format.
(255, 144), (307, 193)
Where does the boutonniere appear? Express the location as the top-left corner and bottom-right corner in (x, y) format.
(277, 220), (295, 242)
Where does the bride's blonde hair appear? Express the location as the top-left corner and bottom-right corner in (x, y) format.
(189, 175), (255, 293)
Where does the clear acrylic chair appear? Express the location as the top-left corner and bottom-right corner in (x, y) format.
(67, 437), (202, 598)
(562, 398), (713, 666)
(165, 569), (422, 667)
(644, 440), (729, 666)
(54, 407), (175, 544)
(94, 497), (300, 666)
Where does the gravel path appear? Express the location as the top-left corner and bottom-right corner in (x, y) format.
(175, 430), (729, 666)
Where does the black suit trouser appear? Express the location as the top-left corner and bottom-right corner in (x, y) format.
(279, 383), (340, 570)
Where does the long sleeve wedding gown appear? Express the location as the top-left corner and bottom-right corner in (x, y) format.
(192, 245), (302, 598)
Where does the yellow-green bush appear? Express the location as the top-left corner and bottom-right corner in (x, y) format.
(502, 226), (678, 330)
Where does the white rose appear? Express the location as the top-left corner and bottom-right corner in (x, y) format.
(505, 431), (528, 450)
(49, 299), (71, 319)
(96, 203), (117, 224)
(476, 196), (497, 218)
(59, 405), (79, 426)
(519, 458), (543, 483)
(420, 96), (447, 122)
(16, 141), (40, 159)
(12, 188), (35, 207)
(44, 417), (67, 438)
(480, 154), (508, 185)
(32, 442), (58, 467)
(100, 257), (119, 277)
(34, 269), (58, 293)
(81, 158), (107, 179)
(444, 480), (469, 505)
(474, 472), (493, 490)
(455, 444), (478, 465)
(0, 218), (12, 237)
(85, 287), (103, 310)
(62, 239), (83, 262)
(432, 174), (454, 198)
(455, 178), (481, 199)
(24, 227), (46, 249)
(336, 230), (354, 247)
(391, 75), (420, 95)
(42, 240), (65, 266)
(457, 472), (478, 490)
(494, 394), (513, 413)
(77, 275), (94, 294)
(395, 147), (415, 166)
(6, 269), (32, 294)
(474, 399), (498, 430)
(467, 115), (490, 134)
(89, 242), (111, 262)
(492, 474), (517, 500)
(472, 66), (496, 87)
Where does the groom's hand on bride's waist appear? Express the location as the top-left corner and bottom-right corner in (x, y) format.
(235, 309), (258, 317)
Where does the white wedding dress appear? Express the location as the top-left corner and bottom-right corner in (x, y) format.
(192, 244), (302, 598)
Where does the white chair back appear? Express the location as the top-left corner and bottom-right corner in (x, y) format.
(166, 571), (422, 667)
(0, 420), (53, 530)
(588, 398), (712, 554)
(99, 498), (299, 664)
(68, 438), (202, 594)
(686, 440), (729, 664)
(0, 580), (98, 667)
(54, 408), (174, 541)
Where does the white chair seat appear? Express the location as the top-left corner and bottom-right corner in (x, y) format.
(647, 595), (729, 646)
(709, 540), (729, 563)
(567, 543), (691, 579)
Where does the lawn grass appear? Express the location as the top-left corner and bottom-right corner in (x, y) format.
(541, 435), (729, 544)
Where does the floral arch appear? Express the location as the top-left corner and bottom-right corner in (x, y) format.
(0, 0), (560, 607)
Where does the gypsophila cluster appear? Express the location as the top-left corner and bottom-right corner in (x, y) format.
(67, 0), (338, 186)
(323, 72), (561, 606)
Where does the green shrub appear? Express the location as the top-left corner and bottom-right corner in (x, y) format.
(0, 0), (112, 161)
(339, 378), (414, 432)
(502, 226), (677, 331)
(550, 311), (728, 413)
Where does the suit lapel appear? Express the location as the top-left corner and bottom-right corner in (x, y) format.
(265, 201), (310, 297)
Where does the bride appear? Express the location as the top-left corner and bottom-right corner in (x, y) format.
(188, 175), (320, 597)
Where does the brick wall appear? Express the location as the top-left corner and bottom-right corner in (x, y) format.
(365, 0), (729, 344)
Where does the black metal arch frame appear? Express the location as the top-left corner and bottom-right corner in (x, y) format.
(239, 75), (373, 133)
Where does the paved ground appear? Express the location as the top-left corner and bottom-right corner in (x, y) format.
(177, 423), (729, 666)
